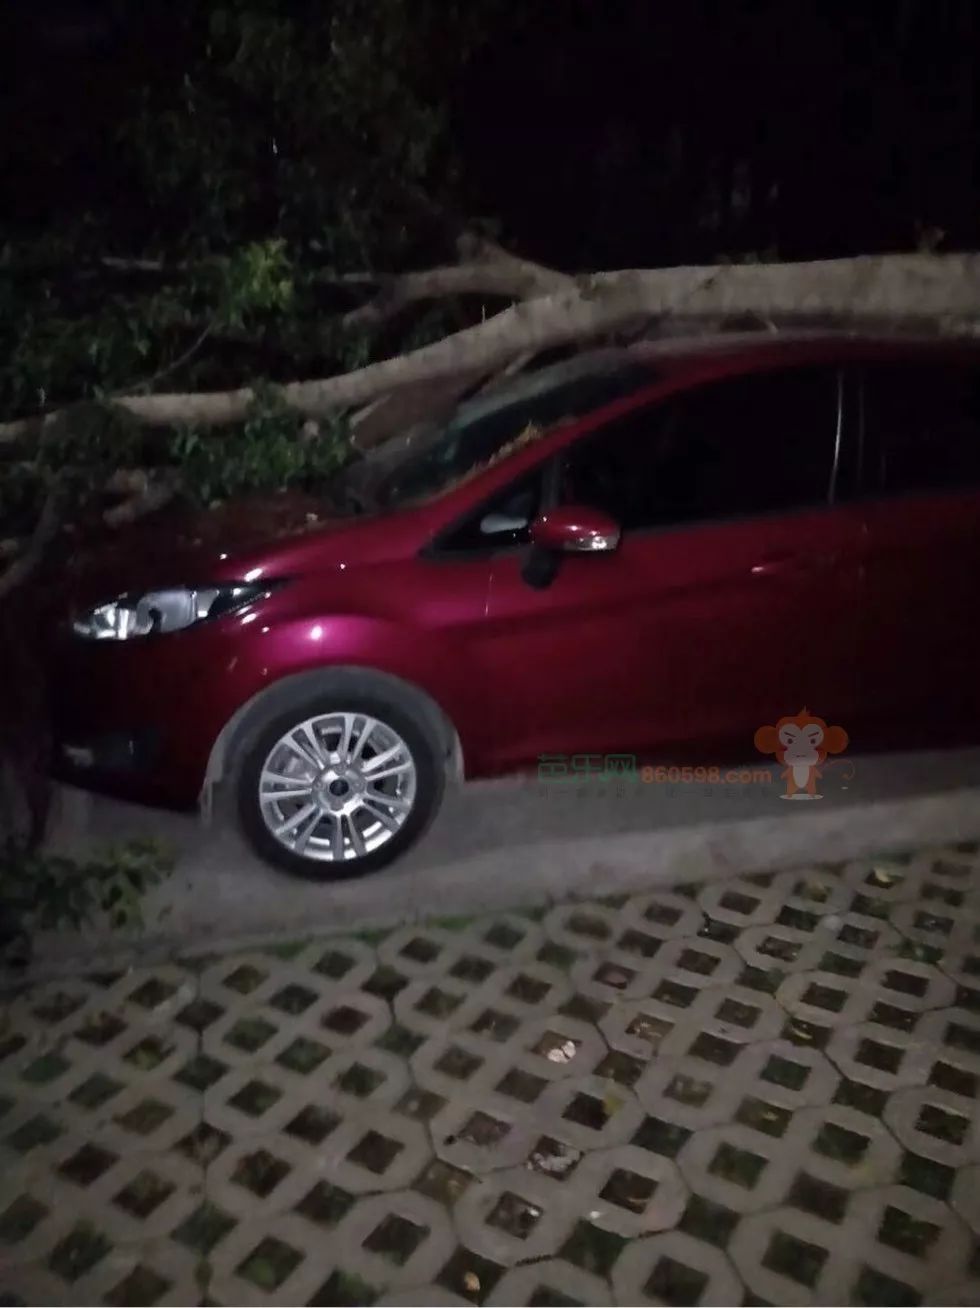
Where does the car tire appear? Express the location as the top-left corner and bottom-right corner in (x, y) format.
(234, 672), (447, 880)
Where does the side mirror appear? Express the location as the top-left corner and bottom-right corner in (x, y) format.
(530, 504), (621, 554)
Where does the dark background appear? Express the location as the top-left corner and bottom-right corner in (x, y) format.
(3, 0), (978, 269)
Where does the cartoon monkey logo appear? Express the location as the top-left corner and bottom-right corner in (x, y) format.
(754, 709), (849, 800)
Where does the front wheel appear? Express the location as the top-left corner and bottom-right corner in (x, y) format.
(235, 678), (446, 878)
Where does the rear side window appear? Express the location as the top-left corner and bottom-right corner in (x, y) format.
(861, 363), (980, 496)
(561, 366), (841, 531)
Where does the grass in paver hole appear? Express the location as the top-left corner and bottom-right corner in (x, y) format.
(833, 1078), (888, 1117)
(114, 1169), (175, 1218)
(229, 1078), (282, 1116)
(33, 991), (86, 1023)
(129, 978), (177, 1007)
(172, 1202), (237, 1253)
(270, 983), (318, 1013)
(0, 1195), (47, 1243)
(115, 1097), (174, 1135)
(595, 1049), (644, 1087)
(645, 1255), (708, 1306)
(295, 1181), (355, 1227)
(20, 1051), (69, 1083)
(451, 954), (496, 983)
(736, 1096), (792, 1138)
(237, 1235), (302, 1290)
(761, 1053), (809, 1091)
(916, 1102), (969, 1144)
(878, 1205), (940, 1257)
(364, 965), (408, 999)
(899, 1150), (955, 1200)
(618, 928), (661, 957)
(739, 964), (786, 993)
(666, 1073), (713, 1106)
(626, 1013), (674, 1049)
(787, 1172), (849, 1223)
(104, 1265), (171, 1306)
(313, 949), (355, 979)
(322, 1005), (368, 1036)
(396, 1088), (445, 1121)
(348, 1129), (403, 1174)
(678, 1194), (739, 1247)
(537, 941), (579, 970)
(814, 1121), (870, 1164)
(225, 1016), (276, 1051)
(175, 1053), (228, 1090)
(471, 1008), (519, 1041)
(567, 911), (610, 940)
(69, 1072), (122, 1108)
(435, 1045), (483, 1079)
(763, 1230), (828, 1288)
(232, 1148), (291, 1196)
(781, 1017), (831, 1049)
(177, 998), (224, 1031)
(853, 1265), (922, 1306)
(59, 1142), (117, 1185)
(527, 1289), (582, 1307)
(601, 1168), (656, 1212)
(474, 914), (520, 950)
(222, 962), (269, 992)
(75, 1011), (126, 1044)
(416, 986), (462, 1017)
(487, 1191), (542, 1239)
(458, 1110), (510, 1145)
(508, 973), (551, 1003)
(308, 1269), (379, 1306)
(377, 1022), (425, 1056)
(48, 1222), (112, 1282)
(820, 950), (864, 978)
(560, 992), (609, 1023)
(124, 1035), (173, 1069)
(278, 1035), (331, 1074)
(286, 1104), (340, 1144)
(526, 1136), (581, 1179)
(175, 1123), (230, 1165)
(363, 1213), (428, 1264)
(929, 1060), (978, 1099)
(717, 997), (759, 1027)
(633, 1115), (692, 1158)
(5, 1113), (61, 1152)
(560, 1221), (627, 1277)
(709, 1141), (767, 1188)
(336, 1061), (384, 1097)
(496, 1068), (546, 1102)
(415, 1159), (473, 1203)
(871, 1001), (918, 1032)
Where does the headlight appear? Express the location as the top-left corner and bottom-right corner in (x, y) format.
(72, 583), (272, 641)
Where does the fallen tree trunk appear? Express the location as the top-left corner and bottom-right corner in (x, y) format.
(3, 252), (978, 444)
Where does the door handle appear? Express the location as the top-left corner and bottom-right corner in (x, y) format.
(751, 552), (839, 577)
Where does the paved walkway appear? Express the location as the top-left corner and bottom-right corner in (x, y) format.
(2, 845), (980, 1306)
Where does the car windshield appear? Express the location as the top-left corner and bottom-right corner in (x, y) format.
(375, 358), (656, 508)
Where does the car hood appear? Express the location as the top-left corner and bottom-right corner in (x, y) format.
(60, 494), (434, 609)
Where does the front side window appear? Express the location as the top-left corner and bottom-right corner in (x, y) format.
(561, 366), (841, 531)
(860, 363), (980, 497)
(434, 472), (544, 554)
(378, 361), (654, 509)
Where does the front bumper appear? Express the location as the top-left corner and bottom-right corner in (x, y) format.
(48, 624), (250, 809)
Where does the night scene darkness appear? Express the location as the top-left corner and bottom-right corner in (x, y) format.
(1, 6), (980, 1306)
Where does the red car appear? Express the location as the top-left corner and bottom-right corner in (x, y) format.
(53, 334), (980, 877)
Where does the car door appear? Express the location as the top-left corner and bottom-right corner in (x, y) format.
(477, 364), (866, 772)
(853, 359), (980, 745)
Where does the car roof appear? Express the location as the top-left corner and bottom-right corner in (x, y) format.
(623, 329), (980, 375)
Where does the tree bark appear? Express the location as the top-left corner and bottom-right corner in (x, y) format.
(1, 252), (977, 443)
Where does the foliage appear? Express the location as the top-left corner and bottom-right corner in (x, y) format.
(169, 390), (351, 506)
(0, 837), (173, 969)
(0, 1), (506, 524)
